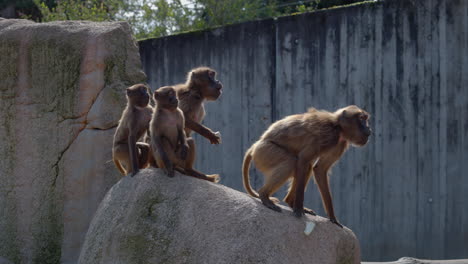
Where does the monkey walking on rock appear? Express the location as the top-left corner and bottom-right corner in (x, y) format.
(242, 105), (371, 227)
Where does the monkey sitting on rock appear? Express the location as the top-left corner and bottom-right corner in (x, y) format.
(112, 84), (153, 177)
(242, 105), (371, 227)
(149, 86), (219, 182)
(147, 66), (223, 181)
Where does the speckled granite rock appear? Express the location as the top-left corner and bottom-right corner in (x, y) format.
(0, 18), (145, 264)
(363, 257), (468, 264)
(79, 169), (361, 264)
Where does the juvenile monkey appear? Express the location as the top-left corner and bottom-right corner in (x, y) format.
(150, 86), (219, 182)
(147, 67), (223, 170)
(242, 105), (371, 227)
(112, 84), (153, 176)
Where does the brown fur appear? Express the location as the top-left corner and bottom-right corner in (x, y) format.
(149, 86), (219, 182)
(113, 84), (153, 176)
(149, 66), (223, 179)
(242, 105), (371, 227)
(175, 67), (222, 142)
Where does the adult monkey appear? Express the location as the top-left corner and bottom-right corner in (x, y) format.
(176, 67), (222, 143)
(242, 105), (371, 227)
(113, 84), (153, 176)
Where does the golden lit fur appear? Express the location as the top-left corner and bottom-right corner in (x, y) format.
(243, 105), (371, 227)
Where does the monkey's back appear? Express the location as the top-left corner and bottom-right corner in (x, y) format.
(258, 110), (340, 153)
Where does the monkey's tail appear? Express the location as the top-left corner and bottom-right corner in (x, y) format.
(113, 156), (127, 175)
(242, 147), (259, 198)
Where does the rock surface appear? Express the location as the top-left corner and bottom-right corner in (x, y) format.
(0, 257), (13, 264)
(0, 18), (145, 264)
(78, 169), (360, 264)
(363, 257), (468, 264)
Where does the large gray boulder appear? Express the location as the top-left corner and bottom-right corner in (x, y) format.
(0, 257), (13, 264)
(0, 18), (145, 264)
(78, 169), (361, 264)
(363, 258), (468, 264)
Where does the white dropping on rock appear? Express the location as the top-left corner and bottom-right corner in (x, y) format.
(304, 221), (316, 236)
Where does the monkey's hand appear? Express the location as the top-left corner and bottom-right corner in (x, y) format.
(208, 131), (221, 144)
(330, 218), (343, 228)
(179, 143), (189, 160)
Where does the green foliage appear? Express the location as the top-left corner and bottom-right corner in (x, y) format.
(125, 0), (278, 40)
(34, 0), (123, 22)
(28, 0), (371, 39)
(0, 0), (55, 20)
(275, 0), (366, 14)
(195, 0), (278, 28)
(125, 0), (196, 39)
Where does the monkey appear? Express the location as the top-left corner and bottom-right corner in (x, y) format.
(175, 66), (222, 143)
(112, 84), (153, 176)
(146, 67), (222, 170)
(242, 105), (371, 227)
(150, 86), (219, 182)
(147, 66), (222, 177)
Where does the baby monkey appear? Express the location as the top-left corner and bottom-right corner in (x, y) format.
(150, 86), (219, 182)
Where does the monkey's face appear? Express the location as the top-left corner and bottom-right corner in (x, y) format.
(192, 70), (222, 101)
(154, 86), (178, 110)
(126, 84), (150, 107)
(338, 106), (371, 146)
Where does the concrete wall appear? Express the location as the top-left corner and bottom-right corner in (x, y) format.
(139, 0), (468, 261)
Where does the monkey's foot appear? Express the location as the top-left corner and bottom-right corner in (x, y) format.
(206, 174), (220, 183)
(165, 169), (175, 178)
(330, 219), (343, 228)
(175, 167), (188, 175)
(270, 197), (280, 204)
(283, 195), (295, 208)
(260, 197), (282, 212)
(183, 169), (219, 183)
(293, 208), (305, 218)
(303, 207), (317, 216)
(130, 169), (139, 177)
